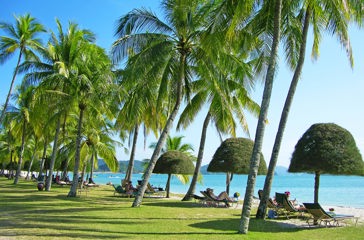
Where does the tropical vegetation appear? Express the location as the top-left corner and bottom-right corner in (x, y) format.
(0, 0), (363, 235)
(289, 123), (364, 203)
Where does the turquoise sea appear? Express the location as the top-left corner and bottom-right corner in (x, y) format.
(92, 172), (364, 208)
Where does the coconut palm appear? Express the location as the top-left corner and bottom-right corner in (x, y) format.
(239, 0), (283, 234)
(0, 125), (18, 176)
(114, 70), (163, 184)
(257, 0), (357, 219)
(112, 0), (223, 207)
(79, 120), (120, 183)
(24, 134), (42, 179)
(19, 19), (97, 191)
(0, 14), (45, 125)
(67, 43), (115, 197)
(5, 84), (36, 184)
(178, 50), (261, 200)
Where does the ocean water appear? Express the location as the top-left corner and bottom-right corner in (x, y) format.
(92, 172), (364, 208)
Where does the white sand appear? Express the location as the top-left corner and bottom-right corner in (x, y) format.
(271, 205), (364, 228)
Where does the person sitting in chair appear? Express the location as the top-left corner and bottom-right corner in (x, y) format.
(125, 181), (137, 194)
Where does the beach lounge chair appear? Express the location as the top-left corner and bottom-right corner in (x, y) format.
(191, 193), (208, 206)
(200, 191), (224, 207)
(202, 189), (238, 208)
(145, 182), (166, 197)
(258, 190), (286, 217)
(279, 193), (306, 218)
(275, 192), (306, 218)
(112, 184), (134, 198)
(303, 203), (358, 227)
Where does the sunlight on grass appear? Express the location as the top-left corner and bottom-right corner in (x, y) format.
(1, 178), (363, 239)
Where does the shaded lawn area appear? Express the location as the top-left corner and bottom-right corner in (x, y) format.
(0, 178), (363, 239)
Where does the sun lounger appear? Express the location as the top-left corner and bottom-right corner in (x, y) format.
(258, 190), (286, 217)
(144, 182), (166, 197)
(202, 189), (238, 208)
(191, 193), (208, 206)
(303, 203), (358, 227)
(276, 192), (306, 219)
(112, 184), (134, 198)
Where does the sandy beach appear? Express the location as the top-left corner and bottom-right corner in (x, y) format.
(273, 205), (364, 228)
(259, 199), (364, 227)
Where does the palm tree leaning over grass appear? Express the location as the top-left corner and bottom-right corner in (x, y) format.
(0, 14), (45, 126)
(239, 0), (283, 234)
(256, 0), (356, 219)
(112, 0), (219, 207)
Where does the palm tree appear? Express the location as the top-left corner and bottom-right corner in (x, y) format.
(179, 61), (261, 201)
(0, 125), (18, 176)
(256, 0), (356, 219)
(6, 84), (36, 184)
(0, 14), (45, 125)
(113, 70), (162, 184)
(112, 0), (221, 207)
(24, 134), (42, 179)
(239, 0), (283, 234)
(80, 121), (120, 183)
(67, 43), (115, 197)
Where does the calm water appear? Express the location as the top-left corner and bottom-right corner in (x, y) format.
(91, 172), (364, 208)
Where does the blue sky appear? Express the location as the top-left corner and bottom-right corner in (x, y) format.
(1, 1), (364, 167)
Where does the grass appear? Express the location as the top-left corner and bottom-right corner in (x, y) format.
(1, 178), (363, 239)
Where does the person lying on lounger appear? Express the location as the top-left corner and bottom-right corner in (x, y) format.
(206, 188), (234, 202)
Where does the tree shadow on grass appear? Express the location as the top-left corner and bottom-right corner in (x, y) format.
(190, 218), (304, 233)
(143, 201), (211, 208)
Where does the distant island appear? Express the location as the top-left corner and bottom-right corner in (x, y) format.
(98, 159), (289, 175)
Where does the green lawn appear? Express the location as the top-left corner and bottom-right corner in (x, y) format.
(0, 178), (362, 239)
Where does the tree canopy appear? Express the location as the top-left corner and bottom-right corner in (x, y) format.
(153, 150), (195, 175)
(207, 137), (267, 175)
(289, 123), (364, 176)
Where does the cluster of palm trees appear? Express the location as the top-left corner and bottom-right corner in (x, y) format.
(1, 0), (362, 234)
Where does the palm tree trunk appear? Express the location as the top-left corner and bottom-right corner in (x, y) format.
(8, 151), (13, 179)
(239, 0), (282, 234)
(45, 117), (61, 191)
(90, 153), (94, 182)
(125, 124), (139, 183)
(26, 140), (38, 180)
(182, 112), (211, 201)
(0, 51), (22, 124)
(132, 54), (186, 207)
(68, 105), (85, 197)
(14, 121), (26, 184)
(61, 160), (69, 181)
(256, 8), (311, 220)
(80, 163), (87, 187)
(38, 139), (48, 181)
(166, 173), (171, 198)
